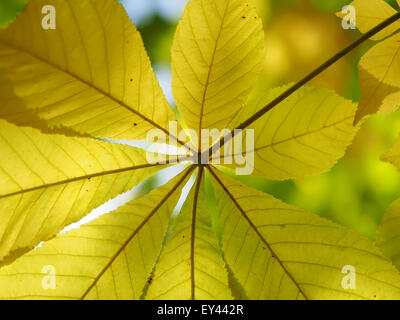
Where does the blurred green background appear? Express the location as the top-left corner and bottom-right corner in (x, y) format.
(1, 0), (400, 239)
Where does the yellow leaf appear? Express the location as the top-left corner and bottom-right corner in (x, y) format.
(360, 32), (400, 89)
(216, 85), (358, 180)
(146, 168), (232, 300)
(336, 0), (400, 40)
(355, 66), (400, 123)
(0, 119), (163, 267)
(0, 167), (193, 300)
(381, 134), (400, 170)
(0, 0), (392, 301)
(351, 8), (400, 123)
(171, 0), (264, 150)
(0, 0), (179, 142)
(0, 73), (84, 136)
(209, 167), (400, 300)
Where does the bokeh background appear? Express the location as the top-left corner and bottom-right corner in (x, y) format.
(1, 0), (400, 239)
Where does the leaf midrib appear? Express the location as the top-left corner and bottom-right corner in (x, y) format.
(0, 38), (193, 153)
(197, 2), (229, 150)
(0, 162), (162, 200)
(80, 165), (195, 300)
(207, 165), (309, 300)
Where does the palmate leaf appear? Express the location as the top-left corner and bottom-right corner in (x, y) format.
(338, 0), (400, 123)
(5, 164), (400, 300)
(1, 0), (400, 300)
(0, 0), (183, 144)
(0, 119), (163, 268)
(381, 134), (400, 169)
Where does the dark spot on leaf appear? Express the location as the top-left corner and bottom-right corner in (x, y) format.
(262, 247), (266, 250)
(133, 123), (138, 126)
(147, 277), (153, 284)
(182, 235), (185, 239)
(130, 78), (133, 82)
(242, 16), (246, 19)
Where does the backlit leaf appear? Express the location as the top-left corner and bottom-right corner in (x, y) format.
(0, 167), (193, 299)
(0, 119), (162, 267)
(355, 66), (400, 123)
(0, 73), (84, 136)
(355, 33), (400, 123)
(146, 168), (232, 300)
(171, 0), (264, 149)
(217, 84), (358, 180)
(0, 0), (180, 143)
(376, 199), (400, 271)
(209, 167), (400, 300)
